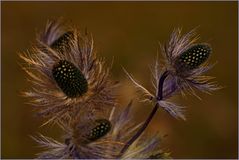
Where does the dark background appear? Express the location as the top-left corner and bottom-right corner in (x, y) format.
(1, 2), (238, 158)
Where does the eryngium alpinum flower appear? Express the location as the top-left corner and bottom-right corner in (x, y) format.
(20, 19), (117, 123)
(124, 28), (220, 120)
(160, 28), (220, 97)
(33, 101), (170, 159)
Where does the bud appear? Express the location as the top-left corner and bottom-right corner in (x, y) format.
(52, 60), (88, 98)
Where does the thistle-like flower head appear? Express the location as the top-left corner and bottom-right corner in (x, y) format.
(160, 28), (220, 98)
(33, 101), (169, 159)
(20, 19), (117, 124)
(124, 28), (220, 120)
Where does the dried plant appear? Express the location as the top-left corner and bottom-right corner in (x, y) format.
(32, 101), (169, 159)
(20, 19), (117, 125)
(20, 19), (219, 159)
(120, 28), (221, 156)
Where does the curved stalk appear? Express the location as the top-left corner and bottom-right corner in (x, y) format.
(118, 70), (169, 157)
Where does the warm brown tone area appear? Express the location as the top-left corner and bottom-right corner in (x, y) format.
(1, 2), (237, 158)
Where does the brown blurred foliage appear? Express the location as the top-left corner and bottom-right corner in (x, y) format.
(1, 1), (238, 159)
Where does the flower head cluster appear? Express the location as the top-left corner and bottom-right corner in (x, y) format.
(125, 28), (220, 120)
(20, 19), (117, 124)
(21, 19), (169, 159)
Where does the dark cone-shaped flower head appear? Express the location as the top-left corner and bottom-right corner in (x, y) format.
(52, 60), (88, 98)
(72, 118), (112, 145)
(175, 44), (211, 71)
(87, 119), (111, 141)
(51, 31), (74, 53)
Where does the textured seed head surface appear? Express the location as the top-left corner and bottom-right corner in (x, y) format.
(52, 60), (88, 98)
(51, 31), (74, 52)
(87, 119), (111, 141)
(177, 44), (211, 70)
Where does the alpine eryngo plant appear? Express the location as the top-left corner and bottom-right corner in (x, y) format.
(20, 19), (219, 159)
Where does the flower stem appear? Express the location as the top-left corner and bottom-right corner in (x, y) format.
(119, 70), (169, 157)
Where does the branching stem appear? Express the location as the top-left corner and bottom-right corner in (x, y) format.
(118, 70), (169, 157)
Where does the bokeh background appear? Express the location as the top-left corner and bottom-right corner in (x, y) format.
(1, 1), (238, 159)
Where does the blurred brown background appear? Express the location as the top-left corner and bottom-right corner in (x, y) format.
(1, 1), (238, 159)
